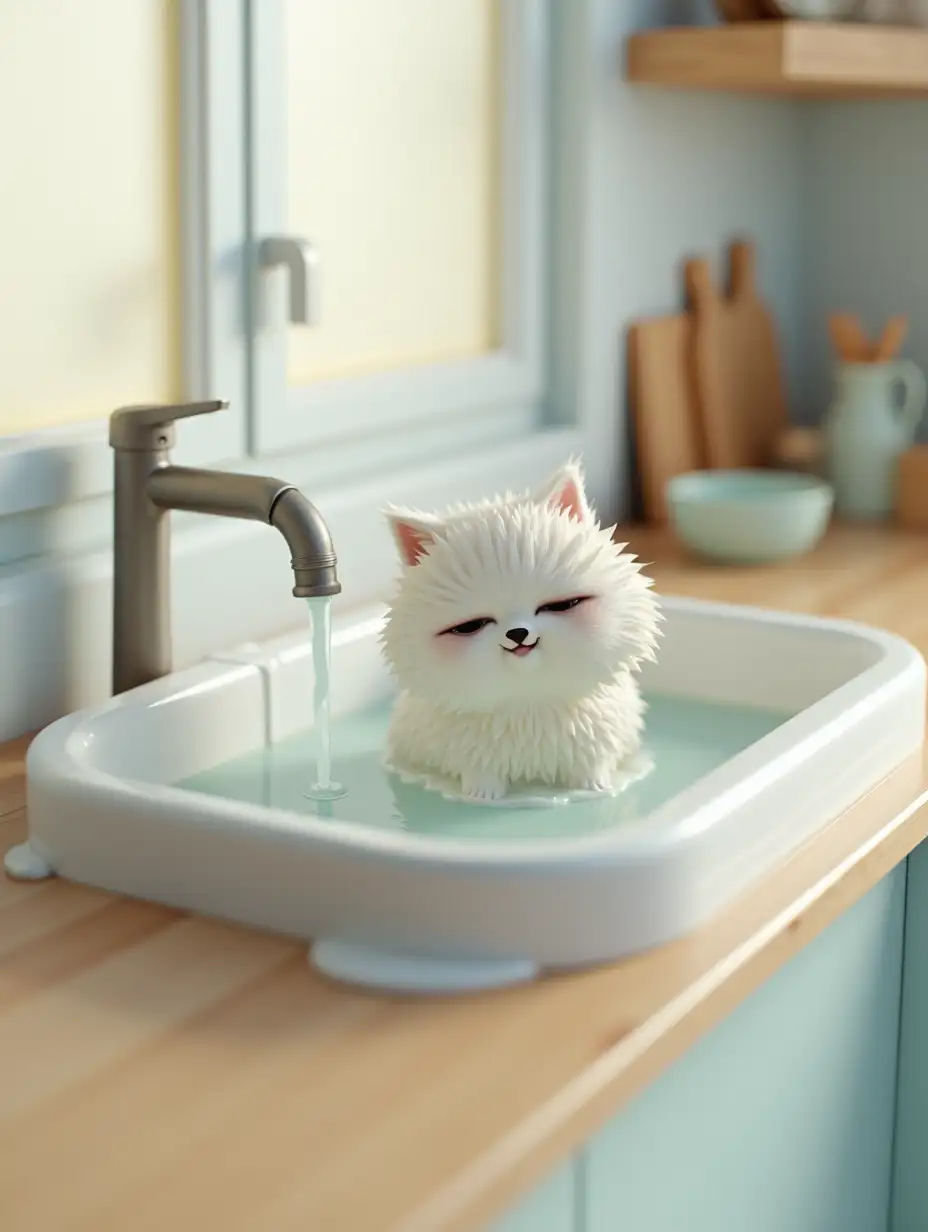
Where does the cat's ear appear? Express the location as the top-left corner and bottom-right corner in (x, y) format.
(383, 507), (443, 567)
(534, 459), (592, 523)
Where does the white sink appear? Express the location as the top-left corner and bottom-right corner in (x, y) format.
(11, 597), (926, 994)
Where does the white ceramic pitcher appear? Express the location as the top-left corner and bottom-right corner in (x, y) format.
(822, 359), (926, 520)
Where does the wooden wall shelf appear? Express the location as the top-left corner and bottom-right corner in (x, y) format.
(625, 21), (928, 98)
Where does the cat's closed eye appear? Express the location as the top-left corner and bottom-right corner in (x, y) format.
(535, 596), (594, 615)
(438, 617), (497, 637)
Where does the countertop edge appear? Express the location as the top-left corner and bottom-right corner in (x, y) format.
(3, 753), (925, 1231)
(404, 753), (928, 1231)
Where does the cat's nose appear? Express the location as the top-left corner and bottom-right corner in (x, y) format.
(506, 627), (529, 645)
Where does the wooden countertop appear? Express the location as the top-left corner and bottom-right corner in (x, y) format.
(3, 524), (928, 1232)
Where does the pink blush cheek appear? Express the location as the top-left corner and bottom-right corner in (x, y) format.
(570, 601), (602, 633)
(434, 635), (470, 663)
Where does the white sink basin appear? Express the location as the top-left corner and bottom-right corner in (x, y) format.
(11, 597), (926, 994)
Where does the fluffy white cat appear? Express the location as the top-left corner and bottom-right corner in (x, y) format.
(380, 460), (661, 803)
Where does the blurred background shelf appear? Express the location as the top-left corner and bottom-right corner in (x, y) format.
(625, 21), (928, 98)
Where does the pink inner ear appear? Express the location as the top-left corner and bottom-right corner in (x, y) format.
(549, 475), (586, 521)
(393, 520), (434, 566)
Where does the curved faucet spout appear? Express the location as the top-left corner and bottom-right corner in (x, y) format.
(109, 400), (340, 695)
(146, 466), (341, 600)
(269, 488), (340, 599)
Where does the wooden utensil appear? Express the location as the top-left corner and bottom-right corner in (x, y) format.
(873, 315), (908, 361)
(828, 312), (873, 362)
(686, 240), (790, 470)
(629, 312), (704, 523)
(827, 312), (908, 363)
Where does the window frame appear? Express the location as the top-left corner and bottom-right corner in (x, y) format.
(247, 0), (551, 458)
(0, 0), (600, 736)
(178, 0), (250, 466)
(0, 0), (582, 539)
(0, 0), (247, 520)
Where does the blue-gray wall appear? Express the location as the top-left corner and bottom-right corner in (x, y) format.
(584, 1), (807, 518)
(807, 101), (928, 439)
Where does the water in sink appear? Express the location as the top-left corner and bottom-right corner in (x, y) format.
(179, 695), (791, 842)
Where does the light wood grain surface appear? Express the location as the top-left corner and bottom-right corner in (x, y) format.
(625, 22), (928, 99)
(2, 524), (928, 1232)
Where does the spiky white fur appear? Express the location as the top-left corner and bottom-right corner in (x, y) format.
(380, 460), (661, 802)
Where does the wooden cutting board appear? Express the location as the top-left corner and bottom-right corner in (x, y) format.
(687, 240), (789, 470)
(628, 310), (704, 523)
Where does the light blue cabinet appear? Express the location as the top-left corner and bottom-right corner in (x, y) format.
(585, 867), (905, 1232)
(496, 866), (906, 1231)
(892, 841), (928, 1232)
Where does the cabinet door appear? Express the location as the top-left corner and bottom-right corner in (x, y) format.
(248, 0), (547, 458)
(584, 869), (906, 1232)
(0, 0), (247, 467)
(891, 843), (928, 1232)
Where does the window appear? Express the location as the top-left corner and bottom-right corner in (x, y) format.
(0, 0), (248, 521)
(0, 2), (180, 435)
(247, 0), (549, 461)
(0, 0), (578, 728)
(0, 0), (566, 538)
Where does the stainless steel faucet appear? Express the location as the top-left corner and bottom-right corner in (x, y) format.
(109, 399), (340, 696)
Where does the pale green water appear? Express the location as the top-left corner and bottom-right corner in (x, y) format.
(179, 695), (791, 842)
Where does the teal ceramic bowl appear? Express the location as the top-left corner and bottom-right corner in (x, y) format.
(665, 469), (834, 565)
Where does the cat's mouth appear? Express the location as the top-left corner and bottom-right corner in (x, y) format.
(503, 639), (539, 658)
